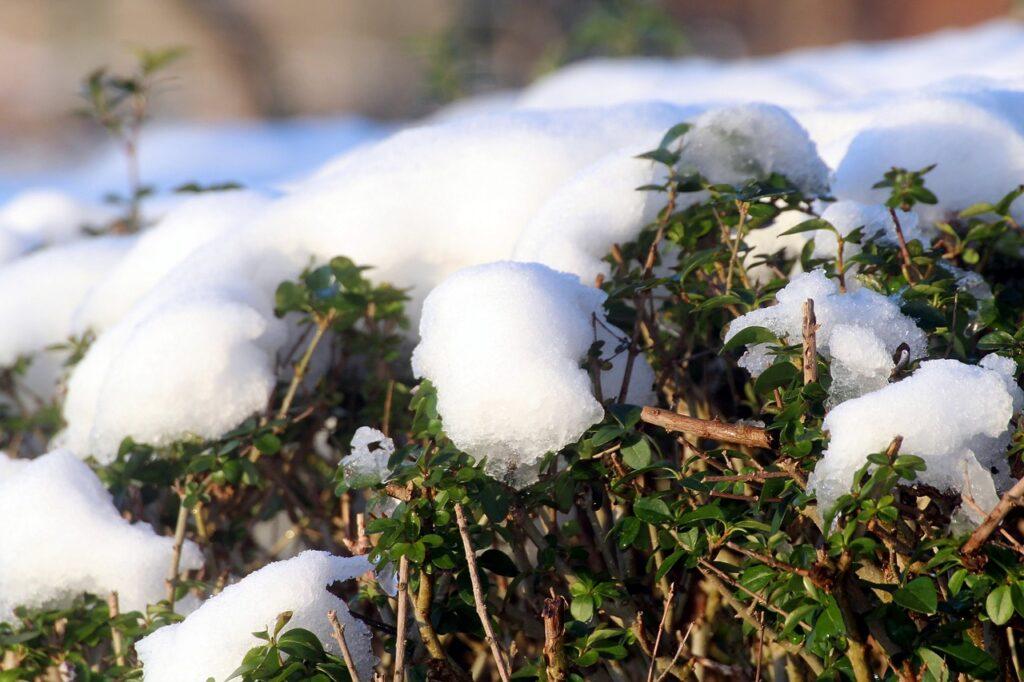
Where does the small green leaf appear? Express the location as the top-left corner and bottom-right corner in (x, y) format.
(621, 435), (652, 469)
(893, 577), (938, 614)
(633, 497), (672, 524)
(986, 585), (1014, 625)
(721, 326), (780, 354)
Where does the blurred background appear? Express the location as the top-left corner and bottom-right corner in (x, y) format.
(0, 0), (1016, 174)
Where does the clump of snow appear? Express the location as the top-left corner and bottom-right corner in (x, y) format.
(809, 358), (1023, 525)
(815, 200), (924, 260)
(0, 190), (114, 262)
(61, 103), (681, 461)
(514, 103), (827, 286)
(743, 209), (814, 284)
(0, 449), (202, 621)
(0, 235), (133, 404)
(136, 551), (375, 682)
(679, 104), (829, 197)
(724, 269), (927, 405)
(412, 261), (653, 485)
(832, 88), (1024, 224)
(339, 426), (395, 487)
(73, 190), (270, 332)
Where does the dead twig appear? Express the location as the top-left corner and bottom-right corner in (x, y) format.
(802, 299), (818, 384)
(641, 406), (773, 449)
(392, 556), (410, 682)
(328, 609), (363, 682)
(454, 503), (513, 682)
(962, 475), (1024, 555)
(542, 591), (569, 682)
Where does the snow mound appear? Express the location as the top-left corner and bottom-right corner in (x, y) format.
(412, 261), (653, 485)
(724, 269), (927, 405)
(0, 235), (134, 404)
(74, 190), (271, 332)
(61, 103), (682, 461)
(339, 426), (395, 487)
(815, 200), (924, 261)
(0, 190), (114, 262)
(136, 551), (375, 682)
(833, 87), (1024, 224)
(514, 103), (827, 285)
(809, 358), (1023, 524)
(0, 450), (202, 621)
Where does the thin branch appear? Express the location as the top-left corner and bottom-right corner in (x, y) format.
(392, 556), (410, 682)
(454, 503), (513, 682)
(962, 474), (1024, 555)
(328, 609), (363, 682)
(107, 591), (125, 667)
(640, 406), (773, 449)
(646, 583), (676, 682)
(542, 591), (569, 682)
(802, 299), (818, 384)
(276, 312), (335, 422)
(165, 496), (190, 607)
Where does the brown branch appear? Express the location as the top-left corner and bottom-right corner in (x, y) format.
(888, 208), (921, 283)
(962, 475), (1024, 555)
(328, 609), (363, 682)
(802, 299), (818, 384)
(542, 592), (569, 682)
(454, 503), (512, 682)
(392, 556), (410, 682)
(107, 591), (125, 667)
(165, 496), (190, 608)
(703, 471), (792, 483)
(646, 583), (676, 682)
(640, 406), (773, 449)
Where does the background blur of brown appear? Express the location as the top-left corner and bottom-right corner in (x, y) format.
(0, 0), (1015, 152)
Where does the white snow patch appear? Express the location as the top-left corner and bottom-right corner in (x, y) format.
(135, 551), (375, 682)
(339, 426), (395, 487)
(0, 450), (202, 621)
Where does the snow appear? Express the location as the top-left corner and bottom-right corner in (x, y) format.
(809, 358), (1023, 525)
(815, 200), (924, 263)
(61, 103), (681, 461)
(0, 449), (203, 622)
(724, 269), (927, 405)
(513, 103), (827, 286)
(73, 189), (271, 332)
(135, 551), (376, 682)
(411, 261), (652, 486)
(0, 189), (115, 263)
(339, 427), (395, 487)
(0, 235), (134, 404)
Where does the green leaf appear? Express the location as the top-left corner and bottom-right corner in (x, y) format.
(621, 435), (652, 469)
(277, 627), (325, 660)
(893, 577), (938, 614)
(986, 585), (1014, 625)
(633, 496), (672, 524)
(933, 641), (998, 679)
(754, 360), (799, 394)
(919, 647), (950, 682)
(778, 218), (836, 236)
(721, 326), (780, 354)
(255, 433), (282, 455)
(570, 595), (595, 622)
(655, 549), (686, 582)
(478, 549), (519, 577)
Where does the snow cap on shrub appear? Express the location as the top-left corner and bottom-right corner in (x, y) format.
(339, 426), (395, 487)
(412, 261), (653, 485)
(513, 103), (828, 285)
(0, 449), (202, 622)
(0, 235), (134, 404)
(0, 189), (114, 262)
(809, 357), (1023, 525)
(74, 189), (271, 332)
(135, 551), (375, 682)
(60, 103), (683, 462)
(724, 269), (927, 405)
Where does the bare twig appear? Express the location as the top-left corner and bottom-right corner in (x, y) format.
(962, 475), (1024, 555)
(454, 503), (512, 682)
(802, 299), (818, 384)
(542, 591), (569, 682)
(328, 609), (363, 682)
(276, 311), (335, 422)
(646, 583), (676, 682)
(889, 208), (921, 283)
(165, 496), (190, 607)
(640, 406), (773, 449)
(392, 556), (410, 682)
(107, 591), (125, 667)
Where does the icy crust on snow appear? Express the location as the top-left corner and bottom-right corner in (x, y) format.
(135, 551), (375, 682)
(339, 426), (395, 487)
(809, 358), (1024, 525)
(0, 450), (203, 622)
(513, 104), (828, 285)
(724, 270), (927, 405)
(412, 262), (653, 485)
(74, 190), (271, 332)
(61, 103), (682, 461)
(0, 235), (134, 403)
(0, 190), (114, 263)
